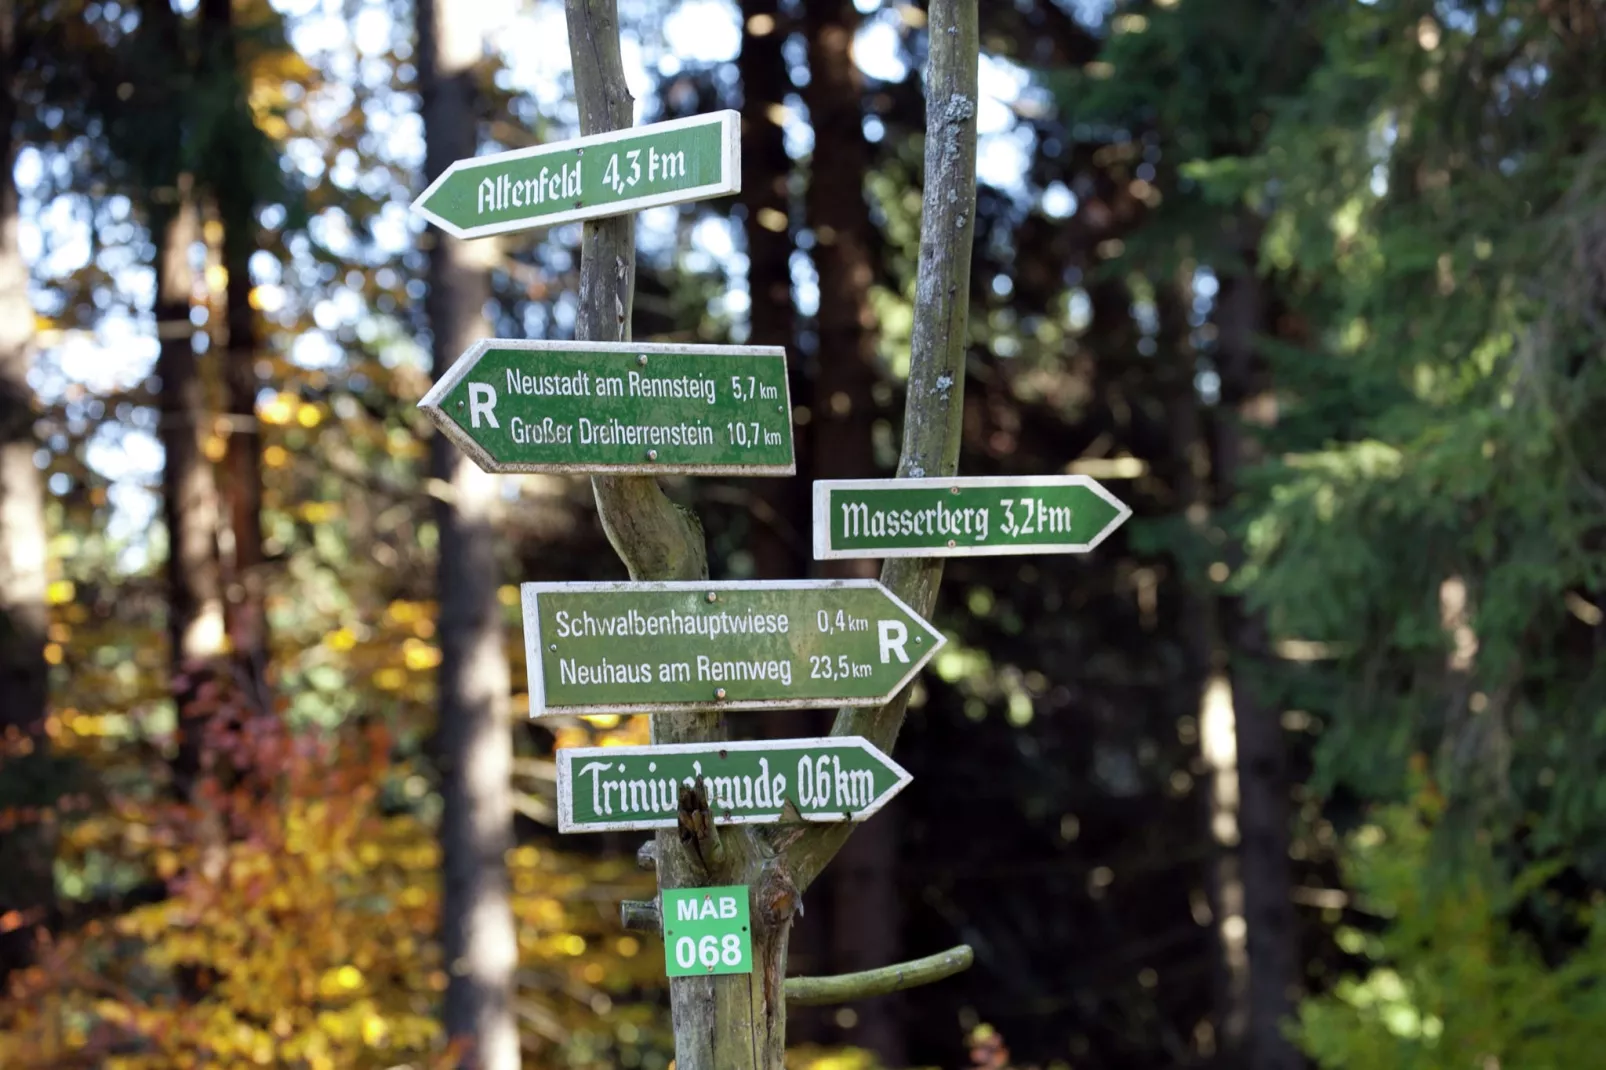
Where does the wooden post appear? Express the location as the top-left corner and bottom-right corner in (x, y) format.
(564, 1), (978, 1065)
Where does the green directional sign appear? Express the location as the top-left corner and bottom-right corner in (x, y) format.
(812, 476), (1132, 560)
(662, 885), (752, 978)
(413, 110), (740, 239)
(418, 339), (795, 475)
(556, 736), (912, 834)
(522, 579), (945, 717)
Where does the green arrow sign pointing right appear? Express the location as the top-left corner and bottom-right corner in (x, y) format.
(812, 475), (1132, 559)
(557, 736), (913, 834)
(522, 579), (945, 717)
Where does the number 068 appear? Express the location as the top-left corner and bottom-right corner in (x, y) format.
(673, 934), (744, 970)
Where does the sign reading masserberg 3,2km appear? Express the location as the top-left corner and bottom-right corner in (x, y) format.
(521, 579), (945, 718)
(412, 110), (740, 240)
(418, 339), (796, 475)
(813, 475), (1132, 559)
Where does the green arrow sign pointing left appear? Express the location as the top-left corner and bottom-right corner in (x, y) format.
(522, 579), (945, 718)
(557, 736), (913, 834)
(413, 111), (739, 239)
(418, 339), (795, 475)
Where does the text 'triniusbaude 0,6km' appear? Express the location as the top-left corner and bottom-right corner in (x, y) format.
(521, 580), (945, 718)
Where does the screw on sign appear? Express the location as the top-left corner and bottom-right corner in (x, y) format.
(661, 886), (752, 978)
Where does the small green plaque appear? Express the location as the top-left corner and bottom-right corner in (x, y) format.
(522, 579), (945, 717)
(813, 476), (1132, 559)
(413, 111), (739, 239)
(662, 885), (752, 978)
(419, 340), (795, 475)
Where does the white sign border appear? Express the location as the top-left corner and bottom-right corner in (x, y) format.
(412, 110), (741, 240)
(811, 475), (1133, 560)
(555, 735), (913, 834)
(419, 338), (797, 476)
(522, 578), (945, 718)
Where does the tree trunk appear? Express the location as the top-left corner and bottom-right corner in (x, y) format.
(567, 2), (975, 1065)
(1213, 239), (1301, 1070)
(200, 0), (270, 715)
(0, 0), (54, 987)
(417, 3), (519, 1067)
(155, 180), (230, 798)
(736, 0), (804, 583)
(801, 3), (904, 1058)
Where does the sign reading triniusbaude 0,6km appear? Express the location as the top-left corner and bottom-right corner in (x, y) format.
(412, 111), (740, 239)
(418, 339), (795, 475)
(522, 580), (945, 717)
(813, 475), (1132, 559)
(556, 737), (913, 834)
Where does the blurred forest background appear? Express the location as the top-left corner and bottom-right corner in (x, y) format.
(2, 0), (1605, 1068)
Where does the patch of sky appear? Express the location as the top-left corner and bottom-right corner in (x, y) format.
(1055, 0), (1114, 28)
(785, 100), (815, 159)
(1042, 181), (1078, 219)
(292, 330), (344, 370)
(351, 2), (389, 54)
(791, 249), (820, 317)
(855, 14), (907, 83)
(371, 201), (413, 254)
(663, 1), (741, 63)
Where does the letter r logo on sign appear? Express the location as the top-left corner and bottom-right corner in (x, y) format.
(468, 382), (499, 428)
(878, 620), (909, 664)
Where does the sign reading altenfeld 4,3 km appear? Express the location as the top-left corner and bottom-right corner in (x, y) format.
(413, 110), (740, 240)
(419, 339), (796, 475)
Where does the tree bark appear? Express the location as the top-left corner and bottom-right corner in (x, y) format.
(0, 0), (55, 987)
(417, 3), (519, 1067)
(1213, 236), (1300, 1070)
(200, 0), (270, 715)
(801, 2), (904, 1058)
(156, 182), (230, 796)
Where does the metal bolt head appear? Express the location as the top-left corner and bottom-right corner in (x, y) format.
(549, 644), (557, 652)
(715, 688), (727, 700)
(706, 591), (718, 603)
(638, 354), (648, 366)
(947, 539), (957, 548)
(646, 449), (658, 461)
(950, 486), (960, 495)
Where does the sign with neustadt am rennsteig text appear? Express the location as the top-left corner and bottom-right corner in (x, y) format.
(418, 339), (795, 475)
(521, 580), (945, 718)
(556, 737), (912, 834)
(412, 110), (740, 239)
(662, 885), (751, 978)
(812, 475), (1133, 559)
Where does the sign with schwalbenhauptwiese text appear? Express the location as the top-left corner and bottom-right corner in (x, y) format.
(522, 580), (944, 717)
